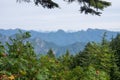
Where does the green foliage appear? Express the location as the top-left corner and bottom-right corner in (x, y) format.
(0, 31), (37, 79)
(110, 34), (120, 80)
(0, 31), (119, 80)
(0, 42), (5, 57)
(47, 48), (55, 58)
(58, 50), (74, 69)
(81, 65), (110, 80)
(17, 0), (111, 16)
(73, 40), (115, 79)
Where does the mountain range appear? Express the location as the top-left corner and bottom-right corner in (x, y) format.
(0, 28), (119, 56)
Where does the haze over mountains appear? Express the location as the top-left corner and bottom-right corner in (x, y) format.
(0, 28), (119, 56)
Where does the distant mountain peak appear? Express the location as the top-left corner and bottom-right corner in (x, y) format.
(57, 29), (65, 33)
(0, 28), (119, 55)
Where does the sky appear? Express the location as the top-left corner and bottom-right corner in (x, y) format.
(0, 0), (120, 31)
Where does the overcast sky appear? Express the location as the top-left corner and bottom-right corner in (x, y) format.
(0, 0), (120, 31)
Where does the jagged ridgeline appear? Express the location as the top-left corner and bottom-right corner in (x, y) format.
(0, 29), (119, 56)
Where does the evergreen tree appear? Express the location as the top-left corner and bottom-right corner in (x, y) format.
(17, 0), (111, 16)
(0, 42), (6, 57)
(58, 50), (74, 69)
(47, 48), (55, 58)
(102, 32), (108, 45)
(110, 34), (120, 68)
(73, 41), (114, 79)
(110, 34), (120, 80)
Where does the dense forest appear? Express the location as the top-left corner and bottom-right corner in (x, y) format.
(0, 31), (120, 80)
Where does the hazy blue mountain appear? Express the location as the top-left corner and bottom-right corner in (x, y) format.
(29, 29), (118, 46)
(0, 28), (119, 46)
(0, 28), (119, 56)
(0, 29), (23, 36)
(30, 38), (85, 56)
(0, 33), (9, 44)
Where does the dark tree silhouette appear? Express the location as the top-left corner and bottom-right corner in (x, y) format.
(17, 0), (111, 16)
